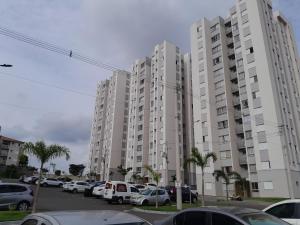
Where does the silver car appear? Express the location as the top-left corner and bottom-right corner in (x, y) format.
(20, 210), (152, 225)
(131, 188), (170, 206)
(0, 183), (33, 211)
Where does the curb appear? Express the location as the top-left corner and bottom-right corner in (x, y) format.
(0, 221), (20, 225)
(130, 207), (176, 215)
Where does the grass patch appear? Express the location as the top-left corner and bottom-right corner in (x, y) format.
(138, 202), (202, 212)
(247, 197), (287, 203)
(0, 211), (29, 222)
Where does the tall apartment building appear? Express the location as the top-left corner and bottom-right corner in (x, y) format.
(126, 41), (194, 186)
(0, 135), (23, 166)
(191, 0), (300, 198)
(126, 57), (151, 180)
(89, 70), (131, 181)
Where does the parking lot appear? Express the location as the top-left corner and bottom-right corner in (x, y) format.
(34, 186), (168, 223)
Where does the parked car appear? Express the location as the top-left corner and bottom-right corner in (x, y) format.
(67, 181), (90, 193)
(263, 199), (300, 225)
(23, 176), (39, 184)
(165, 186), (197, 203)
(134, 184), (146, 192)
(144, 183), (157, 190)
(155, 207), (290, 225)
(92, 184), (106, 198)
(20, 210), (152, 225)
(39, 178), (64, 187)
(104, 181), (140, 204)
(84, 181), (106, 197)
(0, 183), (33, 211)
(62, 181), (73, 192)
(57, 177), (72, 183)
(131, 188), (170, 206)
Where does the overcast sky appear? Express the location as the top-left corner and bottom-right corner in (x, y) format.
(0, 0), (299, 173)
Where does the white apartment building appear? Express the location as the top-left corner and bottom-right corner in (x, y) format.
(126, 57), (151, 181)
(89, 70), (131, 181)
(125, 41), (195, 186)
(191, 0), (300, 198)
(0, 136), (23, 166)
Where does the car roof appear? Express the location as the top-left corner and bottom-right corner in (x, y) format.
(263, 199), (300, 211)
(181, 207), (261, 216)
(30, 210), (147, 225)
(0, 183), (30, 187)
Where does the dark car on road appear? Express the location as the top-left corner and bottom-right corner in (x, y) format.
(0, 183), (33, 211)
(155, 207), (290, 225)
(84, 181), (106, 197)
(165, 186), (197, 203)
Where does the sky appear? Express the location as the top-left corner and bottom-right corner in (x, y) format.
(0, 0), (299, 173)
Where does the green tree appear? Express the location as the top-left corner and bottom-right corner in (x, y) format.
(55, 170), (61, 176)
(230, 171), (248, 198)
(117, 165), (132, 180)
(22, 141), (70, 213)
(213, 170), (232, 201)
(18, 154), (28, 167)
(144, 165), (161, 208)
(131, 172), (141, 183)
(69, 164), (85, 177)
(185, 148), (217, 206)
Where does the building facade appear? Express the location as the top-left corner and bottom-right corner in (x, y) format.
(125, 41), (195, 186)
(0, 136), (23, 166)
(89, 70), (131, 181)
(191, 0), (300, 198)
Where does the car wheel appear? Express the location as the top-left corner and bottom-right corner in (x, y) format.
(17, 201), (29, 211)
(58, 183), (63, 187)
(117, 197), (123, 204)
(142, 200), (149, 206)
(73, 189), (78, 193)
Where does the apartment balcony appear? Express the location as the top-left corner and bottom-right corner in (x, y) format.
(246, 53), (255, 64)
(203, 142), (209, 152)
(232, 96), (240, 105)
(227, 38), (234, 46)
(250, 82), (259, 92)
(237, 139), (245, 149)
(234, 110), (242, 119)
(230, 72), (237, 80)
(236, 124), (244, 134)
(229, 60), (236, 68)
(238, 79), (246, 87)
(228, 48), (235, 56)
(231, 84), (239, 93)
(253, 97), (262, 109)
(239, 154), (247, 165)
(245, 139), (254, 148)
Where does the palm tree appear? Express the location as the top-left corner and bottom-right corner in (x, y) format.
(144, 165), (161, 208)
(213, 170), (231, 201)
(22, 141), (70, 213)
(230, 171), (248, 198)
(185, 148), (217, 206)
(117, 165), (132, 181)
(131, 172), (142, 183)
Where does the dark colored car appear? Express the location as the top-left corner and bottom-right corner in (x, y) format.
(165, 186), (197, 203)
(84, 181), (106, 197)
(155, 207), (290, 225)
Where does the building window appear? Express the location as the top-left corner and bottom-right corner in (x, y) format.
(263, 181), (273, 190)
(218, 120), (228, 129)
(137, 145), (142, 151)
(251, 182), (259, 192)
(136, 156), (142, 162)
(219, 135), (229, 143)
(137, 135), (143, 141)
(216, 93), (225, 103)
(220, 150), (231, 159)
(217, 106), (227, 115)
(139, 88), (144, 94)
(215, 80), (224, 89)
(212, 45), (221, 54)
(138, 125), (143, 131)
(138, 106), (143, 112)
(213, 57), (221, 66)
(245, 130), (252, 140)
(211, 34), (220, 43)
(237, 59), (243, 67)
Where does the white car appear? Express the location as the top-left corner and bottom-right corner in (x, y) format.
(68, 181), (89, 193)
(144, 183), (157, 190)
(23, 176), (38, 184)
(104, 181), (140, 204)
(92, 184), (106, 198)
(134, 184), (146, 192)
(263, 199), (300, 225)
(62, 182), (73, 191)
(39, 178), (63, 187)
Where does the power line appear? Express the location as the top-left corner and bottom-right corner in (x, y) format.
(0, 71), (96, 98)
(0, 26), (121, 72)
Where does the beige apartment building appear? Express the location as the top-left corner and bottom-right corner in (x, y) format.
(191, 0), (300, 198)
(89, 70), (131, 181)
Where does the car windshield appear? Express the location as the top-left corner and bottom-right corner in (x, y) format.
(240, 213), (289, 225)
(141, 189), (152, 195)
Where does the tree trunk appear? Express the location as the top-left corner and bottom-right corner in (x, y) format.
(201, 169), (205, 206)
(226, 183), (229, 201)
(32, 163), (43, 213)
(155, 183), (158, 208)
